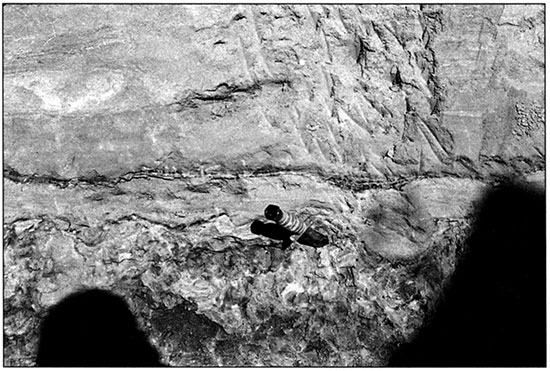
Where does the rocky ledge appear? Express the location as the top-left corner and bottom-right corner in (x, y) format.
(3, 4), (544, 366)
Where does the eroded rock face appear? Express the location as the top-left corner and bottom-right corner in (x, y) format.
(3, 4), (544, 366)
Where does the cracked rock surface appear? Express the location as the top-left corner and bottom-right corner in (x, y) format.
(4, 4), (544, 366)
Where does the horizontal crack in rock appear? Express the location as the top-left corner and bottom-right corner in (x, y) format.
(4, 162), (533, 193)
(103, 213), (187, 231)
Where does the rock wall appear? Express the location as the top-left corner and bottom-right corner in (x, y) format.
(3, 4), (544, 366)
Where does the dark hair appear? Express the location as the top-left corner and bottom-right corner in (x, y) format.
(36, 288), (163, 367)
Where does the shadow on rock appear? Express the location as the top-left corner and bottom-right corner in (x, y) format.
(150, 302), (227, 366)
(389, 181), (546, 367)
(36, 288), (163, 367)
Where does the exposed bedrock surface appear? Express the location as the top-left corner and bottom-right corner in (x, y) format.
(4, 4), (544, 366)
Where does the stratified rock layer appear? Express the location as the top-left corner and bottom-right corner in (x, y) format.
(4, 4), (544, 366)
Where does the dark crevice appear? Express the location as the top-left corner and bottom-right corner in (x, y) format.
(325, 171), (481, 192)
(4, 164), (74, 188)
(354, 35), (375, 76)
(99, 211), (228, 232)
(4, 164), (117, 189)
(4, 161), (542, 194)
(232, 12), (246, 21)
(171, 78), (293, 108)
(186, 213), (229, 228)
(103, 213), (187, 231)
(418, 7), (446, 116)
(371, 21), (390, 52)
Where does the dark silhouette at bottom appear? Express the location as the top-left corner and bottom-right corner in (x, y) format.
(36, 288), (163, 367)
(390, 181), (546, 366)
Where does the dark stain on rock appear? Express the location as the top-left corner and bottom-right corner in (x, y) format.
(254, 313), (300, 339)
(151, 303), (224, 357)
(304, 337), (331, 362)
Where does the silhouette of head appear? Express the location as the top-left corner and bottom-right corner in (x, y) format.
(389, 181), (545, 367)
(36, 288), (162, 367)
